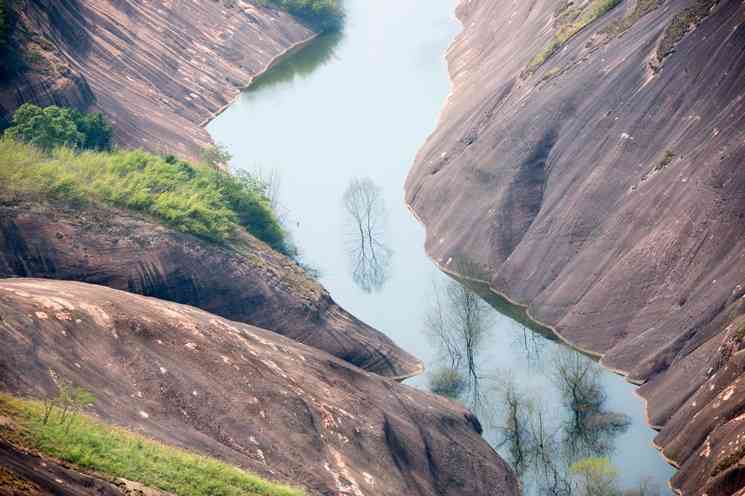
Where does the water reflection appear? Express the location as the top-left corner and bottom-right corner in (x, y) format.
(425, 265), (494, 407)
(423, 276), (642, 496)
(342, 178), (392, 292)
(245, 30), (344, 95)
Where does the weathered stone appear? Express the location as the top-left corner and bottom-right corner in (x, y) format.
(0, 279), (518, 496)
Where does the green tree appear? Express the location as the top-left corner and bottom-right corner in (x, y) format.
(570, 457), (622, 496)
(201, 143), (232, 167)
(75, 111), (113, 151)
(4, 103), (112, 151)
(5, 104), (84, 150)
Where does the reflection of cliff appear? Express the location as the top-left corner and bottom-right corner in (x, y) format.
(0, 1), (316, 160)
(245, 31), (343, 94)
(343, 178), (392, 292)
(406, 0), (745, 493)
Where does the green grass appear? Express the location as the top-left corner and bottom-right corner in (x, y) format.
(602, 0), (662, 37)
(524, 0), (622, 77)
(0, 139), (290, 252)
(0, 394), (303, 496)
(657, 0), (717, 62)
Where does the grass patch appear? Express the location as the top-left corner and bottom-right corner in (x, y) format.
(653, 150), (676, 172)
(0, 139), (290, 252)
(657, 0), (718, 62)
(524, 0), (622, 77)
(540, 66), (564, 83)
(603, 0), (663, 37)
(0, 394), (303, 496)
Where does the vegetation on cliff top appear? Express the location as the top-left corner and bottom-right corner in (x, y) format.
(0, 393), (303, 496)
(0, 138), (291, 252)
(257, 0), (343, 32)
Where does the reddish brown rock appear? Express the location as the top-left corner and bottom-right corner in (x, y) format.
(405, 0), (745, 493)
(0, 279), (518, 496)
(0, 196), (421, 379)
(0, 0), (316, 159)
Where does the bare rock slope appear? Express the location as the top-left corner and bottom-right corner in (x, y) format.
(0, 0), (315, 159)
(0, 196), (421, 379)
(406, 0), (745, 494)
(0, 279), (519, 496)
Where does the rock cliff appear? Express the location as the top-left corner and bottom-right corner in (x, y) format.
(0, 0), (316, 159)
(406, 0), (745, 494)
(0, 195), (421, 379)
(0, 279), (519, 496)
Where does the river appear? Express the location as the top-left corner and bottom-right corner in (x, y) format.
(207, 0), (676, 493)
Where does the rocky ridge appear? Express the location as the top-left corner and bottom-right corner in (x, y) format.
(0, 195), (421, 379)
(0, 279), (519, 496)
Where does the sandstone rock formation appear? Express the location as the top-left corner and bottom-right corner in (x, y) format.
(0, 279), (519, 496)
(0, 0), (316, 159)
(405, 0), (745, 494)
(0, 196), (421, 379)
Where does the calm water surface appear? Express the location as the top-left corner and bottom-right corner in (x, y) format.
(208, 0), (675, 493)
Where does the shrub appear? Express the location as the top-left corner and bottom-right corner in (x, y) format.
(570, 457), (622, 496)
(0, 139), (290, 251)
(4, 104), (112, 151)
(257, 0), (343, 32)
(429, 367), (467, 399)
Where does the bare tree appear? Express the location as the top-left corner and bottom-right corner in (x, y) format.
(342, 178), (392, 292)
(424, 269), (496, 409)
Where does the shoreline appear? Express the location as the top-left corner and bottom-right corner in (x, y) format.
(198, 32), (321, 130)
(404, 199), (679, 476)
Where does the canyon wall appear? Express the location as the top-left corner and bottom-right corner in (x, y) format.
(406, 0), (745, 494)
(0, 0), (315, 160)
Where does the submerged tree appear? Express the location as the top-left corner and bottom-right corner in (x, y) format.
(342, 177), (392, 292)
(550, 349), (630, 460)
(425, 268), (495, 408)
(429, 367), (467, 400)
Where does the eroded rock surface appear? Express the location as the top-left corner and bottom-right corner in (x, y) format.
(405, 0), (745, 493)
(0, 279), (518, 496)
(0, 0), (315, 159)
(0, 197), (421, 379)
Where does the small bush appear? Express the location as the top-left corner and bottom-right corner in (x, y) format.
(429, 367), (467, 399)
(0, 394), (303, 496)
(653, 150), (676, 172)
(257, 0), (344, 32)
(4, 104), (112, 151)
(0, 139), (290, 251)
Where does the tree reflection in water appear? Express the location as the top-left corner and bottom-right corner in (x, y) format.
(424, 267), (494, 408)
(422, 275), (650, 496)
(342, 178), (392, 292)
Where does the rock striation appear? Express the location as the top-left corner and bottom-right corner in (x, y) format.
(0, 279), (519, 496)
(0, 0), (316, 159)
(405, 0), (745, 494)
(0, 195), (421, 379)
